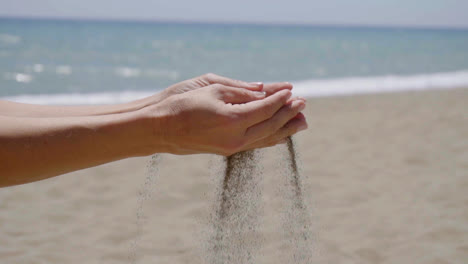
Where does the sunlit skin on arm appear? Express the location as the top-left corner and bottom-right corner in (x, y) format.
(0, 99), (151, 117)
(0, 112), (149, 187)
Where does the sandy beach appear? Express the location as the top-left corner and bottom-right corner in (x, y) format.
(0, 88), (467, 264)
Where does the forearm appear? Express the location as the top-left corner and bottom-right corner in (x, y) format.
(0, 93), (163, 117)
(0, 110), (156, 187)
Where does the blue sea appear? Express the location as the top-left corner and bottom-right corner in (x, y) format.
(1, 17), (468, 104)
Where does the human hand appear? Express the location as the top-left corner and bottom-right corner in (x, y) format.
(242, 96), (307, 151)
(142, 83), (307, 156)
(135, 73), (294, 108)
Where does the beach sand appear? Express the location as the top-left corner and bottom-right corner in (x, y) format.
(0, 88), (467, 264)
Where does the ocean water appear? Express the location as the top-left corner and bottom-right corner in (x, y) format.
(1, 17), (468, 104)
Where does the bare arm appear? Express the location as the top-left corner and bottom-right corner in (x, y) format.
(0, 75), (307, 187)
(0, 97), (155, 117)
(0, 110), (152, 187)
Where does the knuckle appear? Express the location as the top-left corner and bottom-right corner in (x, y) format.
(209, 83), (226, 97)
(228, 107), (245, 121)
(211, 83), (226, 90)
(233, 89), (247, 99)
(203, 73), (218, 82)
(243, 89), (255, 98)
(223, 90), (235, 100)
(231, 78), (243, 85)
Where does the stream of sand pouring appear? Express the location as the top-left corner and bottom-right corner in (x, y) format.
(130, 137), (312, 264)
(208, 136), (313, 264)
(129, 154), (161, 264)
(281, 136), (313, 263)
(208, 150), (263, 264)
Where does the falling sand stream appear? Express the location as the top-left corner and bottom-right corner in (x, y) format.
(131, 136), (312, 263)
(207, 136), (313, 263)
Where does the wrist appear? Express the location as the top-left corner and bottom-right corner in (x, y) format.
(128, 90), (167, 112)
(129, 101), (174, 156)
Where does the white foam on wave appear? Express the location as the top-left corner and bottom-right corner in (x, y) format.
(56, 65), (72, 75)
(33, 64), (44, 73)
(2, 70), (468, 105)
(3, 72), (33, 83)
(2, 91), (154, 105)
(292, 70), (468, 97)
(0, 34), (21, 45)
(115, 67), (141, 78)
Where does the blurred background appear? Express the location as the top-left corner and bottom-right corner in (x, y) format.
(1, 0), (468, 102)
(0, 1), (467, 264)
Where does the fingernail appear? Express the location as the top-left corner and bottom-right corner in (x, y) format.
(291, 100), (300, 108)
(291, 99), (305, 110)
(254, 91), (266, 97)
(298, 102), (305, 111)
(249, 82), (263, 86)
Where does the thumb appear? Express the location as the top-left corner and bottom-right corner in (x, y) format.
(200, 73), (264, 91)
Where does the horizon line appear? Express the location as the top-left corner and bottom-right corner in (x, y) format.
(1, 15), (468, 31)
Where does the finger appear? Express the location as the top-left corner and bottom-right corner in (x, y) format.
(234, 89), (292, 127)
(286, 96), (306, 104)
(220, 86), (266, 104)
(263, 82), (293, 96)
(245, 98), (305, 142)
(242, 113), (308, 150)
(201, 73), (263, 91)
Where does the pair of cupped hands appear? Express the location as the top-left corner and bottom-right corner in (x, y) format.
(135, 73), (307, 156)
